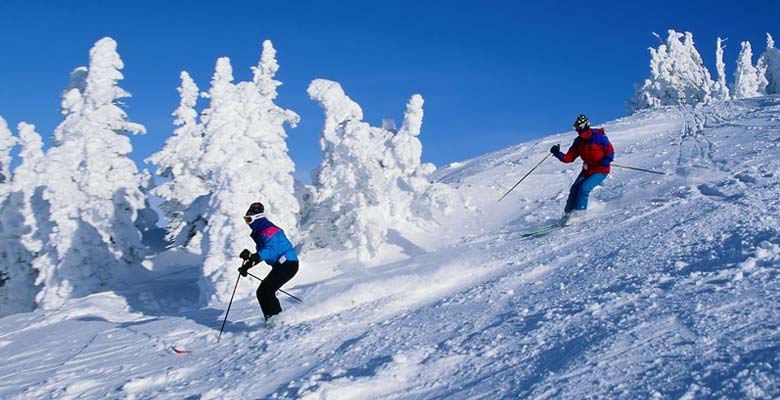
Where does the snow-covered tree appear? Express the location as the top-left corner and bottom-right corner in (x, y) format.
(13, 123), (45, 193)
(305, 79), (456, 262)
(146, 71), (208, 244)
(387, 95), (427, 178)
(383, 95), (458, 225)
(758, 33), (780, 95)
(0, 189), (38, 316)
(12, 122), (47, 256)
(712, 37), (731, 101)
(629, 30), (715, 112)
(195, 41), (300, 305)
(0, 116), (15, 195)
(237, 40), (300, 232)
(0, 117), (32, 316)
(305, 79), (390, 261)
(0, 122), (44, 317)
(172, 59), (239, 255)
(35, 37), (147, 309)
(733, 41), (767, 99)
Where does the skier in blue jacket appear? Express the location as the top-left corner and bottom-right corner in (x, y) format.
(239, 202), (299, 322)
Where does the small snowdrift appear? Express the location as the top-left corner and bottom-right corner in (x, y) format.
(1, 97), (779, 399)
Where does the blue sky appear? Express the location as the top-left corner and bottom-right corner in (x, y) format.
(0, 0), (778, 182)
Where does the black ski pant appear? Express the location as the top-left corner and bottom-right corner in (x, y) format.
(256, 260), (299, 320)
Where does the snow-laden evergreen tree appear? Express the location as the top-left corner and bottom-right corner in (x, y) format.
(305, 79), (392, 261)
(12, 122), (46, 257)
(305, 79), (456, 262)
(758, 33), (780, 95)
(712, 37), (731, 101)
(234, 40), (300, 232)
(13, 123), (45, 194)
(733, 41), (767, 98)
(146, 71), (208, 244)
(196, 41), (300, 305)
(629, 30), (715, 112)
(0, 189), (39, 316)
(35, 37), (147, 309)
(0, 117), (32, 316)
(0, 122), (44, 316)
(385, 95), (457, 225)
(171, 59), (239, 255)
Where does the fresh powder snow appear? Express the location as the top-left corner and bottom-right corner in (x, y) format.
(0, 96), (778, 398)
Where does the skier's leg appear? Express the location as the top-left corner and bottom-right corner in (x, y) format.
(256, 278), (277, 319)
(275, 260), (299, 289)
(257, 261), (299, 319)
(574, 173), (607, 210)
(565, 172), (588, 213)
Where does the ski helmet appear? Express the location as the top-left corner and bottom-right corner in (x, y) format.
(573, 114), (590, 131)
(244, 202), (265, 223)
(246, 202), (264, 215)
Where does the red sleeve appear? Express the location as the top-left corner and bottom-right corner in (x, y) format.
(560, 143), (580, 163)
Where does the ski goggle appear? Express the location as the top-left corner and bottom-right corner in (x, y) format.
(243, 213), (264, 224)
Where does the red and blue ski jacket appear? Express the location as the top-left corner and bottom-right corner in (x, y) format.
(554, 128), (614, 176)
(249, 217), (298, 266)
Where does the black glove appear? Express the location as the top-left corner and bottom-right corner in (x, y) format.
(550, 144), (561, 155)
(248, 252), (261, 266)
(239, 249), (252, 261)
(238, 262), (250, 277)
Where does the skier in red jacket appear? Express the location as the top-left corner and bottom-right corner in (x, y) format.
(550, 114), (614, 224)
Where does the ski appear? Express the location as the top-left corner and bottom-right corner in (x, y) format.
(172, 347), (192, 355)
(521, 213), (595, 238)
(521, 223), (565, 238)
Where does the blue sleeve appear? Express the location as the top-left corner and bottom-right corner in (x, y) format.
(601, 149), (614, 167)
(600, 137), (614, 167)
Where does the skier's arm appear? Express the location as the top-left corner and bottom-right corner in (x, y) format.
(557, 140), (580, 163)
(600, 142), (615, 167)
(258, 232), (290, 265)
(258, 240), (278, 264)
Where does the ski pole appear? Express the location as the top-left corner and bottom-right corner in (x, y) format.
(245, 271), (303, 303)
(498, 152), (553, 202)
(611, 163), (672, 176)
(217, 270), (242, 343)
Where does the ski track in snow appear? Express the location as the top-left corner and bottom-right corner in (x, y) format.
(2, 98), (780, 399)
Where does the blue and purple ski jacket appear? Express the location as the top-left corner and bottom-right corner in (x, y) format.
(248, 217), (298, 266)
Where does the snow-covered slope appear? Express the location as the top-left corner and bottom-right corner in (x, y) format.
(2, 97), (779, 399)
